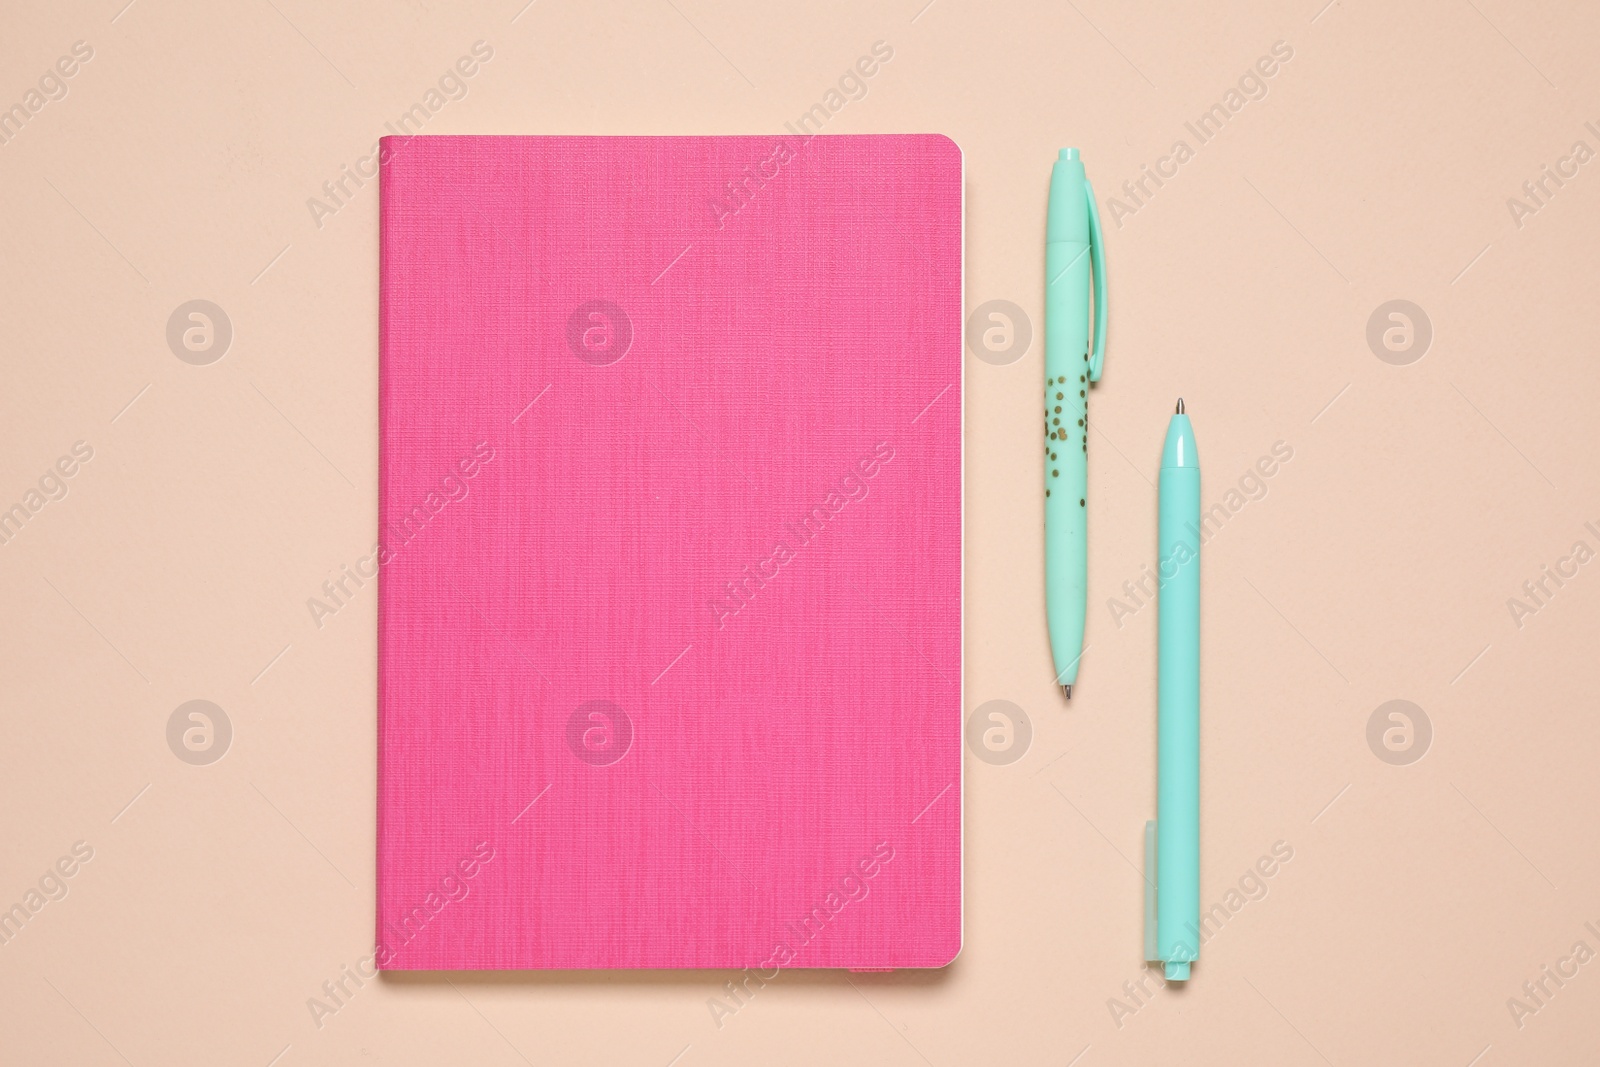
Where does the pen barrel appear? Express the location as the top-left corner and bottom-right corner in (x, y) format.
(1045, 241), (1093, 374)
(1156, 462), (1200, 968)
(1044, 239), (1092, 685)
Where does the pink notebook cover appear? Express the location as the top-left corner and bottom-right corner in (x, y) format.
(376, 134), (962, 970)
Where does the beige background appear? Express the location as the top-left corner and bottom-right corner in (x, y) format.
(3, 0), (1598, 1063)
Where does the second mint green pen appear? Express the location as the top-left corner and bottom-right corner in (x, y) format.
(1149, 399), (1201, 980)
(1045, 148), (1106, 697)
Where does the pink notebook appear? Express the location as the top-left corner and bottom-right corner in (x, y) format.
(376, 134), (962, 970)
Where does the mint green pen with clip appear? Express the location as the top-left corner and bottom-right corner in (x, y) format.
(1045, 148), (1106, 697)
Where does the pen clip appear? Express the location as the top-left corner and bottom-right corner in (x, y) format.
(1085, 177), (1107, 383)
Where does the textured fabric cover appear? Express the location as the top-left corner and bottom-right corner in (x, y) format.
(377, 134), (962, 970)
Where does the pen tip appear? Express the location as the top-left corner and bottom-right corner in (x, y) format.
(1175, 398), (1185, 414)
(1061, 685), (1073, 699)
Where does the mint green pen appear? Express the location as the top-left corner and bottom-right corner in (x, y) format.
(1148, 399), (1200, 980)
(1044, 147), (1106, 698)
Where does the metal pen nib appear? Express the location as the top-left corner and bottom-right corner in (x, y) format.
(1175, 397), (1184, 414)
(1062, 685), (1072, 699)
